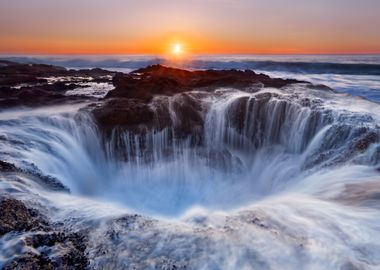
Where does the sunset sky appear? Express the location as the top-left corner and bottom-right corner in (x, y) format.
(0, 0), (379, 55)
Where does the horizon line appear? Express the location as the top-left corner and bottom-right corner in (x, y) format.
(1, 52), (380, 57)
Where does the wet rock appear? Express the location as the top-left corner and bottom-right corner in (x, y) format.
(0, 60), (115, 108)
(107, 72), (183, 101)
(355, 132), (378, 151)
(23, 163), (70, 192)
(91, 98), (155, 133)
(0, 160), (20, 172)
(24, 232), (88, 269)
(223, 92), (279, 147)
(107, 65), (304, 102)
(167, 93), (204, 139)
(204, 149), (244, 172)
(0, 85), (83, 108)
(0, 198), (46, 236)
(36, 174), (69, 192)
(0, 161), (69, 192)
(152, 257), (187, 270)
(0, 60), (114, 85)
(3, 232), (88, 270)
(0, 75), (46, 86)
(0, 60), (65, 79)
(303, 123), (380, 169)
(0, 197), (89, 269)
(93, 65), (303, 138)
(3, 253), (55, 270)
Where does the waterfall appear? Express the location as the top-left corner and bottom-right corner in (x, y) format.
(2, 85), (380, 269)
(1, 86), (379, 217)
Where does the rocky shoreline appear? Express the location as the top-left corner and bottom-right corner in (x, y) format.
(3, 60), (375, 269)
(0, 60), (309, 268)
(0, 59), (312, 137)
(0, 197), (88, 270)
(92, 64), (309, 135)
(0, 60), (115, 108)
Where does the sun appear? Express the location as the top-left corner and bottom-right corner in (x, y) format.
(172, 43), (183, 56)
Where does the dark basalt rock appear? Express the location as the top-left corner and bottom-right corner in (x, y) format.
(355, 132), (379, 151)
(107, 72), (181, 101)
(0, 160), (20, 172)
(25, 167), (70, 192)
(3, 253), (55, 270)
(0, 160), (69, 192)
(168, 93), (204, 139)
(3, 232), (89, 270)
(0, 86), (66, 108)
(0, 60), (116, 108)
(107, 64), (304, 102)
(0, 60), (115, 86)
(0, 60), (63, 87)
(303, 124), (380, 170)
(91, 98), (155, 133)
(22, 232), (88, 269)
(0, 198), (46, 236)
(0, 197), (89, 270)
(93, 65), (304, 136)
(0, 60), (66, 78)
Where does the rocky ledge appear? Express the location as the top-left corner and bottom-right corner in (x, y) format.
(0, 197), (88, 269)
(0, 60), (116, 108)
(91, 64), (306, 134)
(107, 64), (304, 101)
(1, 60), (328, 152)
(0, 60), (306, 122)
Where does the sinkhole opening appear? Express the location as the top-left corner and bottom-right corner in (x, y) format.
(5, 90), (376, 218)
(60, 140), (302, 217)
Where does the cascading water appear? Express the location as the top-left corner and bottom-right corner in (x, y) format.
(1, 85), (380, 269)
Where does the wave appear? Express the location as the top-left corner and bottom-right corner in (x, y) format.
(3, 55), (380, 75)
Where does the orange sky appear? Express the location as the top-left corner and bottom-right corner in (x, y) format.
(0, 0), (379, 55)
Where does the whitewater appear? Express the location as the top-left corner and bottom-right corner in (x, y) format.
(1, 55), (380, 269)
